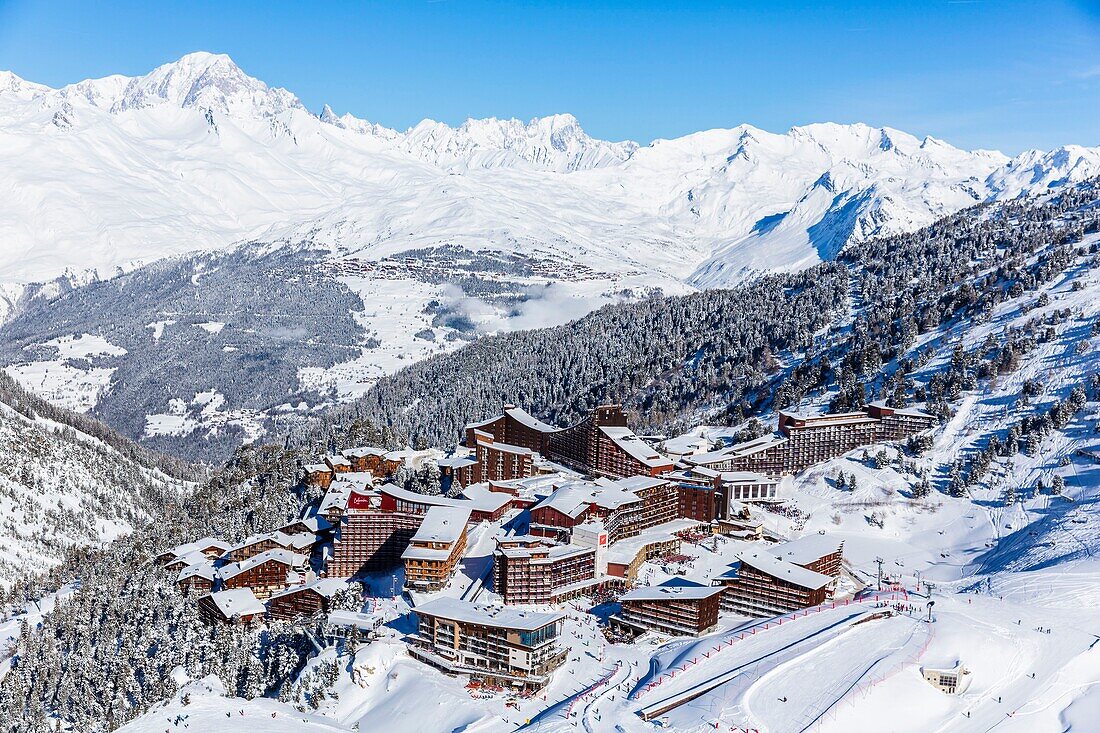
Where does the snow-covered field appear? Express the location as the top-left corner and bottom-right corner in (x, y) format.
(2, 332), (126, 413)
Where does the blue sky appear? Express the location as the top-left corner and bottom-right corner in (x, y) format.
(0, 0), (1097, 153)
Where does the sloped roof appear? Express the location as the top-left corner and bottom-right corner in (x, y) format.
(599, 427), (672, 468)
(269, 577), (348, 601)
(415, 597), (563, 631)
(221, 549), (306, 580)
(774, 534), (843, 566)
(532, 481), (641, 518)
(409, 505), (471, 544)
(177, 560), (218, 583)
(736, 550), (833, 590)
(620, 579), (724, 602)
(204, 588), (266, 619)
(504, 407), (558, 433)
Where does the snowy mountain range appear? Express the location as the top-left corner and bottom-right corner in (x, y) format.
(3, 52), (1100, 457)
(3, 51), (1100, 288)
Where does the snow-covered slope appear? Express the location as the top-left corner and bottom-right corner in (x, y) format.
(2, 52), (1099, 287)
(0, 374), (184, 587)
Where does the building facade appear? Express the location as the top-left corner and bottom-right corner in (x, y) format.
(409, 598), (566, 690)
(614, 580), (724, 636)
(493, 536), (602, 604)
(402, 506), (471, 591)
(219, 549), (305, 599)
(267, 578), (348, 621)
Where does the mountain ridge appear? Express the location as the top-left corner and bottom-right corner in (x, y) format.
(2, 52), (1098, 286)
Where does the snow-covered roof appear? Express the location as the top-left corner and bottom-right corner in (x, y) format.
(326, 610), (383, 631)
(341, 445), (386, 459)
(729, 434), (788, 456)
(779, 409), (878, 427)
(620, 579), (724, 602)
(612, 475), (670, 492)
(380, 483), (509, 514)
(495, 536), (593, 562)
(606, 518), (703, 564)
(409, 505), (471, 545)
(278, 515), (333, 534)
(320, 476), (376, 514)
(867, 400), (935, 419)
(304, 463), (331, 473)
(220, 549), (306, 580)
(204, 588), (266, 619)
(268, 577), (348, 601)
(774, 534), (843, 567)
(325, 455), (352, 468)
(229, 530), (313, 554)
(331, 471), (376, 486)
(438, 455), (478, 469)
(718, 471), (776, 485)
(177, 560), (218, 583)
(166, 549), (209, 568)
(735, 551), (833, 590)
(684, 448), (736, 466)
(504, 406), (558, 433)
(483, 439), (533, 456)
(415, 597), (563, 631)
(532, 481), (641, 518)
(661, 434), (714, 456)
(163, 537), (230, 560)
(599, 426), (672, 468)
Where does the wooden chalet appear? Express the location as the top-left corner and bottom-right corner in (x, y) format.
(176, 561), (218, 596)
(198, 588), (266, 624)
(303, 463), (335, 489)
(267, 578), (349, 621)
(220, 548), (306, 599)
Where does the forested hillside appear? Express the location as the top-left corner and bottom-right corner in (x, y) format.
(0, 372), (199, 586)
(0, 418), (399, 732)
(312, 179), (1100, 448)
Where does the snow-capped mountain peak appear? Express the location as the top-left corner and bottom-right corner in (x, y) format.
(0, 52), (1098, 290)
(0, 70), (49, 100)
(104, 51), (305, 117)
(400, 112), (639, 172)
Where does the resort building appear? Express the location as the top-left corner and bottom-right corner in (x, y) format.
(198, 588), (266, 625)
(492, 534), (603, 605)
(219, 548), (306, 599)
(408, 598), (567, 690)
(466, 403), (673, 480)
(402, 506), (471, 592)
(715, 536), (843, 617)
(687, 404), (935, 479)
(612, 580), (724, 636)
(267, 578), (349, 621)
